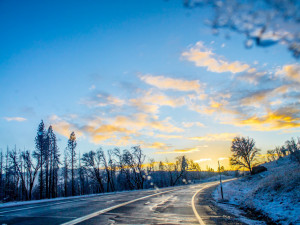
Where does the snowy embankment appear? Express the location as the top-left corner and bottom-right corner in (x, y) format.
(214, 157), (300, 225)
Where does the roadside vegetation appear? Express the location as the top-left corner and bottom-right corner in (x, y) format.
(214, 136), (300, 225)
(0, 120), (220, 203)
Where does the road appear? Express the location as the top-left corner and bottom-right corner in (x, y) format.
(0, 180), (246, 225)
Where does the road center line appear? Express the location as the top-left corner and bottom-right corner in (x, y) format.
(60, 186), (187, 225)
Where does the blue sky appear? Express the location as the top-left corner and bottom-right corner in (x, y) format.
(0, 0), (299, 170)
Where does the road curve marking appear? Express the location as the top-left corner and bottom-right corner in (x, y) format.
(60, 187), (185, 225)
(191, 182), (219, 225)
(191, 178), (238, 225)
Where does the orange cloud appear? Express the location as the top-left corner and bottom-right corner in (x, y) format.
(235, 110), (300, 131)
(113, 113), (183, 133)
(182, 42), (250, 73)
(145, 142), (172, 150)
(49, 115), (84, 138)
(276, 64), (300, 83)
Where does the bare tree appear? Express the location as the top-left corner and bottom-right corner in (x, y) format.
(81, 150), (104, 193)
(285, 137), (300, 164)
(22, 150), (41, 200)
(230, 136), (260, 174)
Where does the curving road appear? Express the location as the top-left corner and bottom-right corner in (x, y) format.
(0, 179), (245, 225)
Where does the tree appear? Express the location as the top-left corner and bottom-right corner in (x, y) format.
(63, 148), (69, 197)
(285, 137), (300, 164)
(22, 150), (41, 200)
(230, 136), (260, 174)
(34, 120), (46, 199)
(47, 126), (60, 198)
(184, 0), (300, 58)
(81, 150), (104, 193)
(0, 150), (3, 200)
(67, 132), (77, 196)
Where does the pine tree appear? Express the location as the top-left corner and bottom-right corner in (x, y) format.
(34, 120), (46, 199)
(67, 132), (77, 196)
(46, 126), (60, 198)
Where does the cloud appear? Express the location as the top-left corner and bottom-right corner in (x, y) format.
(182, 42), (250, 74)
(155, 134), (183, 139)
(130, 90), (186, 115)
(240, 85), (289, 107)
(190, 133), (237, 142)
(218, 157), (229, 161)
(195, 158), (211, 163)
(182, 122), (205, 128)
(230, 107), (300, 131)
(155, 145), (208, 154)
(130, 99), (160, 114)
(113, 113), (184, 133)
(140, 74), (202, 93)
(89, 85), (96, 90)
(237, 68), (268, 85)
(276, 64), (300, 83)
(146, 142), (172, 150)
(80, 93), (124, 108)
(49, 112), (184, 145)
(4, 117), (27, 122)
(49, 115), (84, 138)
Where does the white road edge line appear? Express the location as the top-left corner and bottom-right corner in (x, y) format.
(0, 199), (90, 215)
(191, 182), (218, 225)
(191, 178), (237, 225)
(60, 187), (185, 225)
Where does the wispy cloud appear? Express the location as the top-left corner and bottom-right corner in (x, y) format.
(155, 145), (208, 154)
(130, 90), (186, 115)
(140, 74), (202, 93)
(182, 122), (205, 128)
(276, 63), (300, 83)
(146, 142), (172, 150)
(49, 115), (84, 138)
(182, 42), (250, 74)
(229, 107), (300, 131)
(218, 157), (229, 161)
(155, 134), (183, 139)
(190, 133), (237, 142)
(80, 93), (124, 108)
(4, 117), (27, 122)
(195, 158), (211, 163)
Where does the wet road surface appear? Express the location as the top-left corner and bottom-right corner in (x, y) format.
(0, 180), (247, 225)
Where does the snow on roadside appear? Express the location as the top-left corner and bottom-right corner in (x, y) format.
(213, 157), (300, 225)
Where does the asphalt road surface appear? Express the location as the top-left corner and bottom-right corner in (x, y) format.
(0, 180), (247, 225)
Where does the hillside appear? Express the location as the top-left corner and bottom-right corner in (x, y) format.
(214, 157), (300, 224)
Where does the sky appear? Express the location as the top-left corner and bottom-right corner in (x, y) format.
(0, 0), (299, 170)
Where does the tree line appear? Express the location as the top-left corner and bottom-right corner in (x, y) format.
(0, 120), (216, 202)
(229, 136), (300, 174)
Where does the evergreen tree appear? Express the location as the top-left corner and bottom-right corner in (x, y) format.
(34, 120), (46, 199)
(67, 132), (77, 196)
(46, 126), (60, 198)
